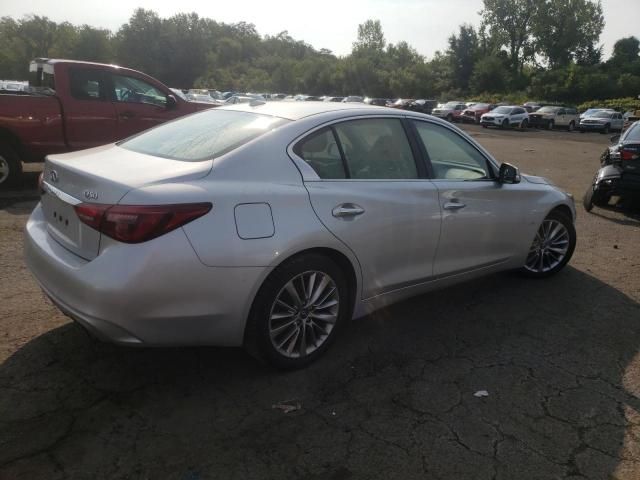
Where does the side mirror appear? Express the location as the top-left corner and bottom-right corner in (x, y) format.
(498, 163), (521, 184)
(610, 134), (620, 143)
(166, 94), (178, 110)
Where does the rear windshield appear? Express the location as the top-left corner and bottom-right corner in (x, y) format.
(623, 123), (640, 142)
(119, 109), (288, 161)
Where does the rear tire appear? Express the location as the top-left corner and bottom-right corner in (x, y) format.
(501, 119), (508, 129)
(520, 210), (576, 278)
(244, 253), (349, 370)
(547, 121), (555, 131)
(0, 144), (22, 188)
(568, 121), (575, 132)
(521, 119), (529, 129)
(602, 124), (610, 134)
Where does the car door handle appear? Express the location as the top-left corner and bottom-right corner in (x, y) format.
(332, 204), (365, 218)
(443, 201), (466, 210)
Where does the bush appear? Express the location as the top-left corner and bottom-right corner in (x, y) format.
(577, 97), (640, 112)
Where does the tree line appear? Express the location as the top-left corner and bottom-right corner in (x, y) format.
(1, 0), (639, 106)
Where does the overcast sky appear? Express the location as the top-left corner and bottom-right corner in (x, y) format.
(2, 0), (637, 59)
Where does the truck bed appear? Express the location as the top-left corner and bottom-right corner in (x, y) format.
(0, 93), (68, 163)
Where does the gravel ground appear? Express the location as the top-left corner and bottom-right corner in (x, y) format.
(1, 126), (639, 480)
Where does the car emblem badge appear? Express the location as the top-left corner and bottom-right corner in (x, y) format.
(84, 190), (99, 200)
(49, 170), (59, 183)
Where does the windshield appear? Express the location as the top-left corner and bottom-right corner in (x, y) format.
(537, 106), (561, 114)
(119, 110), (289, 161)
(472, 103), (489, 109)
(592, 111), (612, 118)
(492, 106), (512, 114)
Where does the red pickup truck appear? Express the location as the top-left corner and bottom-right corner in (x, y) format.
(0, 58), (215, 187)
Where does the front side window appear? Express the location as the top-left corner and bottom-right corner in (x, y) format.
(112, 74), (167, 107)
(333, 118), (418, 179)
(413, 121), (491, 181)
(69, 69), (107, 101)
(120, 110), (289, 161)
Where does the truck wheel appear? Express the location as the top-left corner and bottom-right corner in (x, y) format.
(0, 144), (22, 188)
(446, 114), (453, 122)
(601, 124), (610, 134)
(547, 121), (555, 131)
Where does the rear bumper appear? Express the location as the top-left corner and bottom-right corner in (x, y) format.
(24, 203), (269, 347)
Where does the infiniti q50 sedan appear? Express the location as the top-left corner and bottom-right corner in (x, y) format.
(25, 102), (576, 369)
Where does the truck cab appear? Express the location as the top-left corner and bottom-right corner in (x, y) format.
(0, 59), (215, 187)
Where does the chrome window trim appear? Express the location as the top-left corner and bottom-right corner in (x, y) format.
(287, 113), (500, 182)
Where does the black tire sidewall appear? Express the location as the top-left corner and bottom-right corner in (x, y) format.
(245, 253), (349, 369)
(0, 144), (22, 188)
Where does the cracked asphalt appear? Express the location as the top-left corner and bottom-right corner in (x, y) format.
(1, 126), (640, 479)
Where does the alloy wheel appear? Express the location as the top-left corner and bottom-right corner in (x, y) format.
(268, 270), (339, 359)
(524, 219), (570, 273)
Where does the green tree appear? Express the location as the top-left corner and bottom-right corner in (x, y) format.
(480, 0), (538, 76)
(532, 0), (604, 68)
(353, 19), (385, 53)
(447, 24), (479, 92)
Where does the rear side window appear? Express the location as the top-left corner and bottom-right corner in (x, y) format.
(333, 118), (418, 179)
(120, 110), (289, 161)
(293, 128), (346, 179)
(69, 69), (108, 101)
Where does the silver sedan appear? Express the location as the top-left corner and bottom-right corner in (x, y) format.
(25, 102), (577, 368)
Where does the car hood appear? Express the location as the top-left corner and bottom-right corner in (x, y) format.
(522, 174), (553, 185)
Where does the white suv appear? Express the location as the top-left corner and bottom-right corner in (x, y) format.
(480, 106), (529, 129)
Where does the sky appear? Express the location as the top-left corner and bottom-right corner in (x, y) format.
(1, 0), (638, 60)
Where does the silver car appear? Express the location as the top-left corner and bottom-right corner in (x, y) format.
(579, 110), (625, 134)
(25, 103), (577, 368)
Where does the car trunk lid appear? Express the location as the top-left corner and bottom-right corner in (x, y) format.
(41, 144), (212, 260)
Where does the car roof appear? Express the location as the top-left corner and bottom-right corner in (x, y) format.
(218, 101), (393, 120)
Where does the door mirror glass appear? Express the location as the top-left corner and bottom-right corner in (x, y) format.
(167, 94), (177, 110)
(498, 163), (520, 184)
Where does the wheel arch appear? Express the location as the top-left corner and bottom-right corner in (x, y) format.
(548, 203), (574, 222)
(245, 246), (360, 335)
(0, 127), (23, 159)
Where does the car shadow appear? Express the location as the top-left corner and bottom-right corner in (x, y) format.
(1, 267), (639, 479)
(589, 204), (640, 226)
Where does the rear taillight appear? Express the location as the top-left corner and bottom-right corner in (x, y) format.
(621, 148), (639, 161)
(74, 203), (212, 244)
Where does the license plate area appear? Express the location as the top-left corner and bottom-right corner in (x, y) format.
(41, 183), (100, 259)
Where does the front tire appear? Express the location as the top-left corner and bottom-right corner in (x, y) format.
(245, 253), (349, 369)
(520, 210), (576, 278)
(568, 121), (575, 132)
(547, 120), (555, 131)
(501, 119), (508, 129)
(601, 124), (610, 134)
(0, 144), (23, 188)
(583, 184), (596, 212)
(446, 114), (453, 123)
